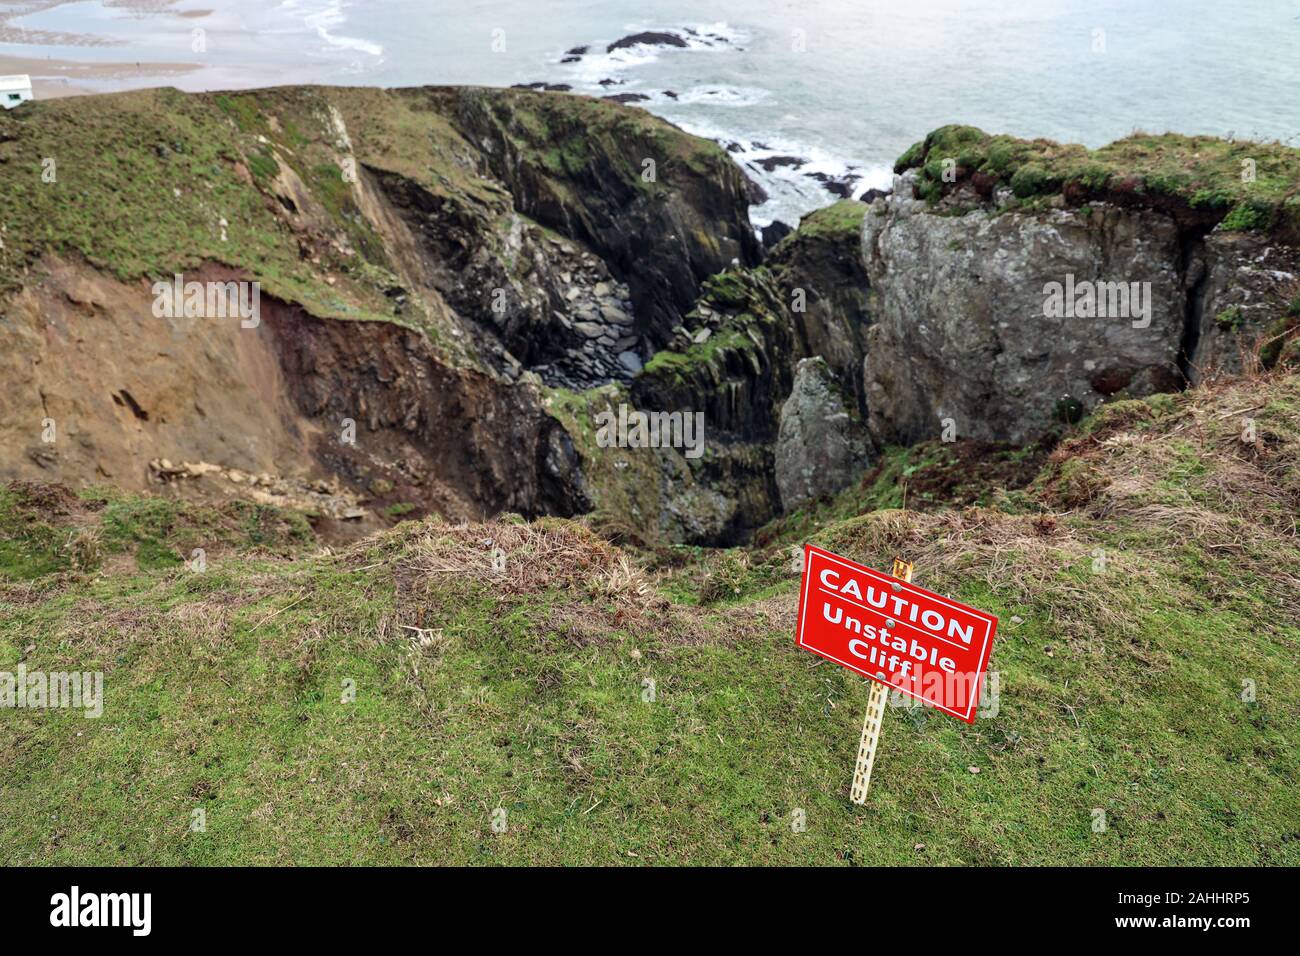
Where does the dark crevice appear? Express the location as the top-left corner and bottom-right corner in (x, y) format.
(1176, 229), (1214, 385)
(113, 389), (150, 421)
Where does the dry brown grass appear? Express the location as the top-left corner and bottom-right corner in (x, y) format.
(375, 516), (720, 649)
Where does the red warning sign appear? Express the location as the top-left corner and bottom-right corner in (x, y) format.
(795, 545), (997, 723)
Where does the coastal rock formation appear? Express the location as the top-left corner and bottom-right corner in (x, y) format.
(768, 201), (873, 417)
(1191, 231), (1300, 381)
(862, 173), (1185, 445)
(442, 87), (761, 348)
(3, 94), (1298, 545)
(857, 125), (1300, 448)
(775, 357), (870, 510)
(0, 85), (754, 530)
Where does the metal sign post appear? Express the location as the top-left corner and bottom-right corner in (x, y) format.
(848, 557), (913, 805)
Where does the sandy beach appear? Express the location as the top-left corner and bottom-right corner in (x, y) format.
(0, 49), (197, 97)
(0, 0), (204, 96)
(0, 0), (243, 98)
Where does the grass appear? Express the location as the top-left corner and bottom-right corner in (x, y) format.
(0, 482), (313, 582)
(2, 373), (1297, 864)
(0, 87), (397, 324)
(0, 83), (738, 361)
(638, 267), (786, 391)
(773, 199), (867, 250)
(896, 125), (1300, 237)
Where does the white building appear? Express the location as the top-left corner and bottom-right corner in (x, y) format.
(0, 75), (33, 110)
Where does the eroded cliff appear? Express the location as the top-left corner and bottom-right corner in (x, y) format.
(3, 94), (1298, 546)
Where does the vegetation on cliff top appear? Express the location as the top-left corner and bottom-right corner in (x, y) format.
(0, 84), (741, 356)
(896, 125), (1300, 236)
(3, 372), (1297, 864)
(772, 199), (867, 250)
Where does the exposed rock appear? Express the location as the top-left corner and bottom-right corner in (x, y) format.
(754, 155), (806, 172)
(804, 169), (861, 198)
(761, 220), (793, 249)
(775, 358), (871, 509)
(862, 171), (1186, 445)
(607, 31), (688, 52)
(742, 174), (768, 206)
(447, 87), (761, 346)
(768, 200), (873, 417)
(600, 303), (630, 324)
(1189, 231), (1300, 382)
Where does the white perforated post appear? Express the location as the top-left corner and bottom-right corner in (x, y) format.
(849, 557), (913, 805)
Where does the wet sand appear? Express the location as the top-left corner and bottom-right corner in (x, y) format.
(0, 0), (203, 97)
(0, 51), (198, 97)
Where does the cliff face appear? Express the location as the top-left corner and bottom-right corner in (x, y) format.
(577, 129), (1300, 542)
(0, 85), (756, 531)
(440, 87), (761, 347)
(3, 93), (1298, 546)
(860, 126), (1300, 449)
(862, 181), (1187, 445)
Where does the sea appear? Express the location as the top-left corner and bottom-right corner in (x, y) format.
(5, 0), (1299, 227)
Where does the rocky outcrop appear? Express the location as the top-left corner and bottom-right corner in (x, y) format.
(863, 125), (1300, 447)
(768, 200), (874, 417)
(592, 202), (878, 542)
(436, 87), (762, 349)
(623, 269), (792, 543)
(775, 358), (870, 510)
(1190, 232), (1300, 381)
(862, 173), (1186, 445)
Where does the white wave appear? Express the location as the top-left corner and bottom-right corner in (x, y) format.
(671, 117), (890, 227)
(565, 47), (663, 85)
(280, 0), (384, 59)
(670, 85), (769, 107)
(558, 21), (745, 83)
(676, 22), (750, 49)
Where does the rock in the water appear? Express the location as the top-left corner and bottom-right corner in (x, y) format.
(775, 357), (871, 510)
(761, 220), (793, 249)
(805, 169), (861, 198)
(607, 31), (688, 52)
(754, 155), (806, 172)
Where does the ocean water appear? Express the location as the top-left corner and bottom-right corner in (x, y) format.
(6, 0), (1300, 226)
